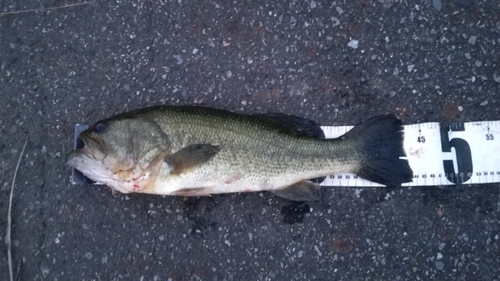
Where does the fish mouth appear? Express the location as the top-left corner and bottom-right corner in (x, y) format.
(66, 134), (106, 166)
(80, 134), (107, 158)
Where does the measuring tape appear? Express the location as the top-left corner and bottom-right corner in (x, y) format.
(72, 120), (500, 187)
(320, 121), (500, 187)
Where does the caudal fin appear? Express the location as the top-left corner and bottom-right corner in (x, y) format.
(343, 115), (413, 186)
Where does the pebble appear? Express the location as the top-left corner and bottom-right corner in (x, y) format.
(393, 67), (399, 75)
(314, 245), (322, 256)
(493, 71), (500, 83)
(433, 0), (441, 11)
(435, 261), (444, 270)
(331, 16), (340, 27)
(173, 55), (183, 65)
(347, 40), (359, 49)
(468, 36), (477, 45)
(41, 266), (50, 277)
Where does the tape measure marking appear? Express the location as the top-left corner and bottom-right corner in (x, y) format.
(320, 120), (500, 187)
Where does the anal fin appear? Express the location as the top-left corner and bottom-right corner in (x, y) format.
(165, 143), (221, 175)
(272, 181), (320, 201)
(173, 187), (210, 197)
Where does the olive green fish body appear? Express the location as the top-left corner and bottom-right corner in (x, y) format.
(67, 106), (413, 201)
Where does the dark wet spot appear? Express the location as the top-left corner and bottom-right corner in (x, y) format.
(456, 0), (470, 8)
(360, 186), (396, 204)
(281, 202), (310, 224)
(331, 238), (354, 254)
(470, 194), (495, 214)
(421, 187), (452, 205)
(190, 217), (217, 235)
(183, 197), (218, 235)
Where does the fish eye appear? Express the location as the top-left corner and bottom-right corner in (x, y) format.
(94, 121), (108, 134)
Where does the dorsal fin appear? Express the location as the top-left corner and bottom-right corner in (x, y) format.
(251, 113), (325, 138)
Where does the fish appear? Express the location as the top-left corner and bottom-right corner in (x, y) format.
(66, 106), (413, 201)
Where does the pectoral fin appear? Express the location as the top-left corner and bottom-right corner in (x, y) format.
(272, 181), (321, 201)
(165, 143), (221, 175)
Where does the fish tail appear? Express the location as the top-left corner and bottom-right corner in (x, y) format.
(343, 115), (413, 186)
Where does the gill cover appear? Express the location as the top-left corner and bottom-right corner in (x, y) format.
(85, 116), (171, 174)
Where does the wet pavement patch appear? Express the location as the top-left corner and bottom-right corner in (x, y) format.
(281, 202), (310, 224)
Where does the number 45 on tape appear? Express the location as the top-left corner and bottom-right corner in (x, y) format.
(320, 121), (500, 187)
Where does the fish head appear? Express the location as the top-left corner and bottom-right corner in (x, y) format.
(66, 116), (171, 193)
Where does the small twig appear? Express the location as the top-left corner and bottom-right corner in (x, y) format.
(6, 139), (28, 281)
(15, 260), (22, 281)
(0, 1), (94, 16)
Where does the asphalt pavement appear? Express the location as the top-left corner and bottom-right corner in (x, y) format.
(1, 0), (499, 280)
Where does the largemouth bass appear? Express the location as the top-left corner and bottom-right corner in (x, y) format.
(66, 106), (413, 201)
